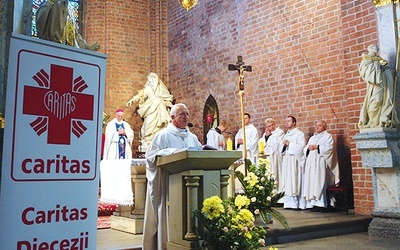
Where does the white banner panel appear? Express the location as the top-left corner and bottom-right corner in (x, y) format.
(0, 33), (106, 249)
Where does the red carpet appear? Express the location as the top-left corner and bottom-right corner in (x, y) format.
(98, 203), (117, 216)
(97, 216), (111, 229)
(97, 203), (117, 229)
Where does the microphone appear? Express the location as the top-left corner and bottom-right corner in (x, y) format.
(188, 123), (203, 129)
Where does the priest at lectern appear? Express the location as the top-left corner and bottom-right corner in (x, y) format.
(143, 103), (201, 250)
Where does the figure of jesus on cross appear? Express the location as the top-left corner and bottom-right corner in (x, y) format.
(228, 56), (252, 174)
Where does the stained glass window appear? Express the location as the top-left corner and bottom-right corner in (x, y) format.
(31, 0), (80, 37)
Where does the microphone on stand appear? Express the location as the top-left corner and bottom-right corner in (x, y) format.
(187, 123), (203, 129)
(188, 123), (204, 143)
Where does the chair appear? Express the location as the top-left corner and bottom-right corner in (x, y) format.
(327, 185), (353, 214)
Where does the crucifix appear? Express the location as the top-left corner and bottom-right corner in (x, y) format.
(228, 56), (252, 175)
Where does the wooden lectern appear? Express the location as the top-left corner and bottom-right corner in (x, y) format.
(156, 150), (242, 250)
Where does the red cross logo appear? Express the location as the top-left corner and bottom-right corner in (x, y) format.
(23, 64), (94, 145)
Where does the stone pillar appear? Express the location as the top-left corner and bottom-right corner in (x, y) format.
(375, 3), (400, 124)
(359, 2), (400, 238)
(375, 3), (397, 67)
(220, 171), (231, 200)
(131, 176), (146, 215)
(184, 176), (200, 241)
(354, 129), (400, 238)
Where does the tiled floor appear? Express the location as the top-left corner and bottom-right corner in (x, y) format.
(267, 232), (400, 250)
(96, 230), (400, 250)
(97, 229), (142, 250)
(96, 208), (400, 250)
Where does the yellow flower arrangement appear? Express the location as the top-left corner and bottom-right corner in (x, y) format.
(236, 158), (290, 230)
(194, 158), (289, 249)
(234, 194), (250, 209)
(202, 196), (225, 220)
(194, 195), (267, 250)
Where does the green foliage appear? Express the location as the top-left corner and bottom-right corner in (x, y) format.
(102, 112), (110, 128)
(236, 158), (290, 230)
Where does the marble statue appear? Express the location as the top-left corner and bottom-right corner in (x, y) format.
(358, 44), (399, 129)
(36, 0), (100, 51)
(127, 72), (173, 150)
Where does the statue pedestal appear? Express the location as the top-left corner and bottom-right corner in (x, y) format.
(110, 159), (147, 234)
(110, 214), (144, 235)
(354, 128), (400, 239)
(157, 150), (242, 250)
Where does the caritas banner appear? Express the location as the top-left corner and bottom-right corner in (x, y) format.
(0, 33), (106, 249)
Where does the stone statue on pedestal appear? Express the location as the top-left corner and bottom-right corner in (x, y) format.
(127, 72), (173, 151)
(36, 0), (100, 51)
(358, 44), (399, 129)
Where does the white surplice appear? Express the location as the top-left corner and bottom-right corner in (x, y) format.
(206, 127), (225, 150)
(301, 130), (340, 208)
(259, 126), (285, 192)
(235, 123), (259, 161)
(142, 123), (201, 250)
(280, 127), (305, 209)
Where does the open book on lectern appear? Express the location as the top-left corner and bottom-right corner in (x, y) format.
(155, 145), (217, 157)
(173, 144), (217, 153)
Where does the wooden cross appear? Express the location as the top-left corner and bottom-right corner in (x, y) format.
(228, 56), (253, 90)
(228, 56), (252, 174)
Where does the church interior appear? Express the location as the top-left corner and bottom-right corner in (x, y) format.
(1, 0), (400, 247)
(76, 0), (387, 216)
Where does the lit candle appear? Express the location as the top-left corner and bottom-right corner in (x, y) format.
(227, 138), (233, 151)
(258, 141), (265, 154)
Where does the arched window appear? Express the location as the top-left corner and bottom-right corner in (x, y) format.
(31, 0), (81, 37)
(203, 95), (219, 144)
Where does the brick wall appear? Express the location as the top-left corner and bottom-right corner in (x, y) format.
(167, 0), (377, 215)
(84, 0), (168, 153)
(341, 0), (377, 214)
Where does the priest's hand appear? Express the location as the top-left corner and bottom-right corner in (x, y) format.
(283, 139), (289, 146)
(308, 144), (318, 150)
(118, 127), (126, 136)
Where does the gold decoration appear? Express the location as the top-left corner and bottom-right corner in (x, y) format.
(0, 112), (5, 129)
(372, 0), (399, 7)
(179, 0), (198, 11)
(64, 20), (76, 47)
(64, 4), (77, 47)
